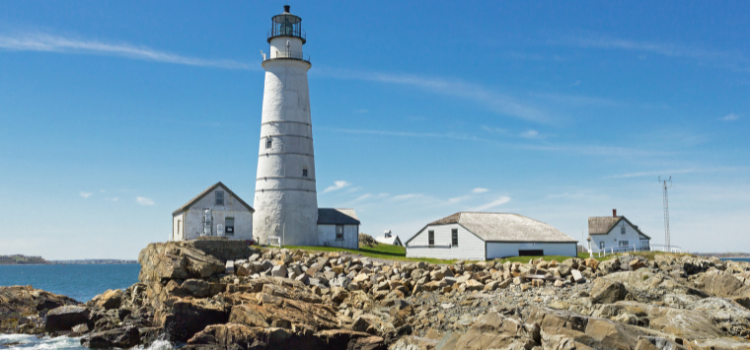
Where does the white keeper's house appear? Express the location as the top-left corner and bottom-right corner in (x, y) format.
(588, 209), (651, 253)
(172, 182), (254, 241)
(405, 212), (578, 260)
(376, 230), (403, 247)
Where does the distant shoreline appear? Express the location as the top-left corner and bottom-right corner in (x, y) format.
(1, 255), (138, 265)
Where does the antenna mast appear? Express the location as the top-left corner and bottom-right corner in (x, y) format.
(659, 176), (672, 252)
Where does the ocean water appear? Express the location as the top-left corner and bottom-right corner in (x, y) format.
(0, 264), (141, 302)
(0, 264), (162, 349)
(721, 258), (750, 263)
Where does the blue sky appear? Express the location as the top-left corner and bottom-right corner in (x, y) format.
(1, 1), (748, 259)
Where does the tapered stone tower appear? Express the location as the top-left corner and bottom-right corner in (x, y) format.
(253, 5), (318, 246)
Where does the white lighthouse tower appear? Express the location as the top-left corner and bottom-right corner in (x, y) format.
(253, 5), (318, 246)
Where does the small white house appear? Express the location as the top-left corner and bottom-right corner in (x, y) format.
(406, 212), (578, 261)
(588, 209), (651, 253)
(172, 182), (254, 241)
(317, 208), (360, 249)
(376, 230), (403, 246)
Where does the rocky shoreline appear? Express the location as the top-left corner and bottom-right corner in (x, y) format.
(2, 238), (750, 349)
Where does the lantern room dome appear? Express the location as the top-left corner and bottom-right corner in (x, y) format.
(268, 5), (306, 44)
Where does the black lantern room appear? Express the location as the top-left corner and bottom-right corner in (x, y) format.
(268, 5), (306, 44)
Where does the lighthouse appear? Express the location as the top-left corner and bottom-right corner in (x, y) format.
(253, 5), (318, 246)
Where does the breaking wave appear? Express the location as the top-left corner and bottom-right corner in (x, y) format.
(0, 334), (175, 350)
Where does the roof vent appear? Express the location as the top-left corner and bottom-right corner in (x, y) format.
(613, 209), (617, 217)
(283, 5), (290, 13)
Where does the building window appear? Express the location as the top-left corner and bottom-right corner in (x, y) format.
(619, 240), (629, 247)
(336, 225), (344, 240)
(621, 225), (626, 234)
(451, 229), (458, 247)
(428, 231), (434, 247)
(215, 191), (224, 206)
(225, 217), (234, 235)
(302, 167), (308, 177)
(599, 241), (605, 249)
(266, 138), (272, 149)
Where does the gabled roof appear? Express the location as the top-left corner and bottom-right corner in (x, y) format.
(172, 182), (254, 216)
(588, 216), (651, 239)
(409, 212), (577, 243)
(317, 208), (360, 225)
(376, 235), (402, 245)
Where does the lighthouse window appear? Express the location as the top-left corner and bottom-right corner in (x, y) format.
(302, 167), (308, 177)
(215, 191), (224, 206)
(265, 139), (272, 149)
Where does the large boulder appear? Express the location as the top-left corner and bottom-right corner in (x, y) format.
(80, 326), (140, 349)
(695, 271), (749, 298)
(89, 289), (124, 310)
(155, 299), (230, 342)
(184, 323), (374, 350)
(0, 285), (79, 334)
(138, 240), (232, 282)
(45, 305), (91, 332)
(590, 279), (628, 304)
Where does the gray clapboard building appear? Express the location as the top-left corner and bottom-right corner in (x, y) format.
(406, 212), (577, 260)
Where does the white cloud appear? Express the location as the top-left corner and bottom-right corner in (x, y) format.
(136, 197), (155, 206)
(520, 130), (540, 139)
(322, 181), (351, 194)
(318, 68), (552, 123)
(721, 113), (739, 121)
(448, 195), (470, 204)
(393, 194), (421, 201)
(472, 188), (489, 194)
(481, 126), (509, 134)
(110, 197), (119, 202)
(471, 196), (511, 211)
(0, 32), (256, 70)
(79, 192), (92, 198)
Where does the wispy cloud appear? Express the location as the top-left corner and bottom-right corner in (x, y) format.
(79, 192), (92, 198)
(472, 188), (489, 194)
(565, 35), (749, 71)
(322, 181), (351, 194)
(721, 113), (739, 121)
(317, 68), (552, 123)
(605, 166), (749, 179)
(393, 194), (421, 201)
(321, 127), (667, 157)
(0, 32), (256, 70)
(136, 197), (155, 206)
(110, 197), (119, 202)
(448, 195), (471, 204)
(520, 130), (541, 139)
(481, 126), (509, 134)
(471, 196), (511, 211)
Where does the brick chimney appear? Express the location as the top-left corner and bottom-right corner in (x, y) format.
(613, 209), (617, 217)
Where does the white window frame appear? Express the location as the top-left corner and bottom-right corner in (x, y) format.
(621, 224), (626, 235)
(428, 230), (435, 247)
(451, 229), (458, 247)
(599, 241), (605, 249)
(215, 191), (224, 206)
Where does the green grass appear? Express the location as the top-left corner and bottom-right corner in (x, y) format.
(272, 244), (459, 264)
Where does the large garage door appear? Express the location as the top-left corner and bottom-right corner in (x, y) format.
(519, 249), (543, 256)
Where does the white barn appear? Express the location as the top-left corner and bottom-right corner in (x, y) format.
(316, 208), (360, 249)
(588, 209), (651, 253)
(376, 230), (403, 246)
(405, 212), (577, 260)
(172, 182), (254, 241)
